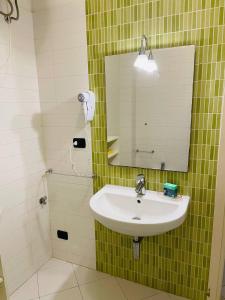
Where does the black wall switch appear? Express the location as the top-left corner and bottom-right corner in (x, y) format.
(57, 230), (68, 240)
(73, 138), (86, 148)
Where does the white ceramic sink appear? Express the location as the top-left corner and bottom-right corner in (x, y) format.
(90, 185), (190, 237)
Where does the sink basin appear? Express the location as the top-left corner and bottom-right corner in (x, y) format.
(89, 185), (190, 237)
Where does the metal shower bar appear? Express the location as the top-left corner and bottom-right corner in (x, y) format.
(0, 0), (19, 22)
(45, 169), (96, 179)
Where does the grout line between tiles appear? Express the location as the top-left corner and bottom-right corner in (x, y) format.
(115, 277), (162, 300)
(72, 263), (110, 286)
(72, 263), (84, 300)
(40, 286), (81, 300)
(37, 269), (40, 299)
(142, 291), (162, 299)
(38, 286), (79, 299)
(77, 281), (84, 299)
(114, 277), (128, 300)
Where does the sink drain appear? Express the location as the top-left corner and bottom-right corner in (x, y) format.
(132, 216), (141, 220)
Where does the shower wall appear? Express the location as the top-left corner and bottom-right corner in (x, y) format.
(32, 0), (95, 269)
(0, 0), (51, 295)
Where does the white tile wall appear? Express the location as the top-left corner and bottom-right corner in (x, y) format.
(0, 0), (51, 295)
(33, 0), (95, 269)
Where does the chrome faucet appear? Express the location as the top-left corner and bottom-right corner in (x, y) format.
(135, 174), (146, 196)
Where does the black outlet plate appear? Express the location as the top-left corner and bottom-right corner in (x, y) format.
(57, 230), (68, 240)
(73, 138), (86, 148)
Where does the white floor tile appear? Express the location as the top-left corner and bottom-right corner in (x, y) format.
(146, 293), (171, 300)
(146, 293), (188, 300)
(38, 259), (77, 297)
(10, 274), (39, 300)
(10, 259), (189, 300)
(80, 277), (126, 300)
(38, 259), (70, 271)
(39, 287), (82, 300)
(73, 264), (109, 285)
(169, 294), (189, 300)
(116, 278), (160, 300)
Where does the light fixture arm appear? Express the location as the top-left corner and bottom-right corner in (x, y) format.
(139, 35), (154, 59)
(134, 34), (158, 73)
(139, 35), (148, 54)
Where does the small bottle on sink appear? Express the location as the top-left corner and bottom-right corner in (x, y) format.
(163, 183), (178, 198)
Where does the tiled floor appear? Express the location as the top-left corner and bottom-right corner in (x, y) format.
(10, 258), (188, 300)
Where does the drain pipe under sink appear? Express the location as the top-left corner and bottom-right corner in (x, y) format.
(133, 237), (143, 260)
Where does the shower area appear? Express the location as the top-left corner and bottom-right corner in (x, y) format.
(0, 0), (95, 299)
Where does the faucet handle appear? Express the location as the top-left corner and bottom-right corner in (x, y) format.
(136, 174), (145, 183)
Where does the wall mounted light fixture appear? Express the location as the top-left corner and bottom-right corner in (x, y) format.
(134, 35), (158, 73)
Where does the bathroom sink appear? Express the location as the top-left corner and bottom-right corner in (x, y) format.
(89, 185), (190, 237)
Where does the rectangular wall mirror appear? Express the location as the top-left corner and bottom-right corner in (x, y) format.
(105, 45), (195, 172)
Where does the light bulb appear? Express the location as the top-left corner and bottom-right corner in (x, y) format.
(134, 54), (158, 73)
(144, 58), (158, 73)
(134, 54), (148, 70)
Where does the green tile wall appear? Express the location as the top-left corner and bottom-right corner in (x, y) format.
(85, 1), (225, 299)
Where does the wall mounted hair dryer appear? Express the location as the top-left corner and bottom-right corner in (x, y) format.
(78, 91), (96, 123)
